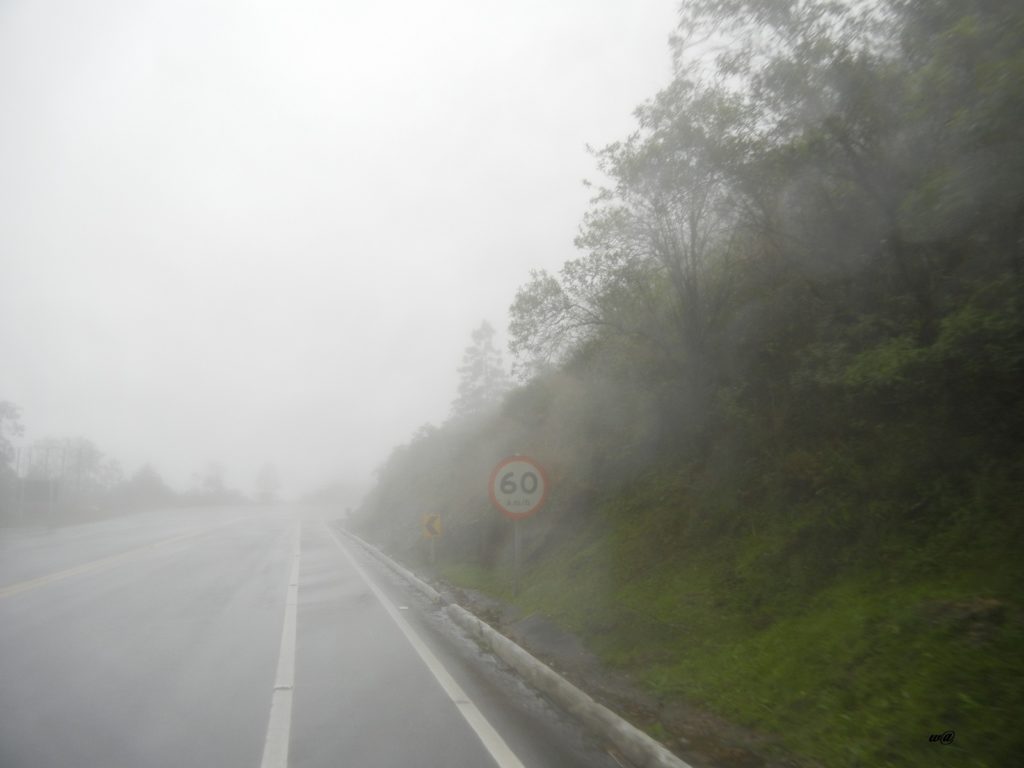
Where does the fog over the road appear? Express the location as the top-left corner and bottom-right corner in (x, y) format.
(0, 0), (678, 499)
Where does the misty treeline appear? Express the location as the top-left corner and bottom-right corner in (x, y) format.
(355, 0), (1023, 565)
(0, 402), (279, 522)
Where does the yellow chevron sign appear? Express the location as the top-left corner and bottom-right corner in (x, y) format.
(422, 514), (442, 539)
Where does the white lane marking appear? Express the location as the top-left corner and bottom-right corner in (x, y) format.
(325, 524), (526, 768)
(0, 518), (250, 599)
(260, 521), (302, 768)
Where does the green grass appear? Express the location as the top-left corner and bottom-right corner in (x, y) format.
(636, 575), (1023, 767)
(435, 458), (1024, 768)
(437, 562), (513, 599)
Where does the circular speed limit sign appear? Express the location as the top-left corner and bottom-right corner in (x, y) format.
(489, 456), (548, 520)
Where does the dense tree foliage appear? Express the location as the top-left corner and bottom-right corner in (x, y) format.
(362, 0), (1024, 579)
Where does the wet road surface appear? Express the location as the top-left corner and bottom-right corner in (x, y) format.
(0, 506), (621, 768)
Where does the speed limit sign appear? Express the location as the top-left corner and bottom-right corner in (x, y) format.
(489, 456), (548, 520)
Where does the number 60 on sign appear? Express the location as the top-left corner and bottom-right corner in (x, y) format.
(489, 456), (548, 520)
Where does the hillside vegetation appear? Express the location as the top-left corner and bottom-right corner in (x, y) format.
(353, 2), (1024, 766)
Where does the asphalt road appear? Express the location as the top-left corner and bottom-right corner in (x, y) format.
(0, 506), (622, 768)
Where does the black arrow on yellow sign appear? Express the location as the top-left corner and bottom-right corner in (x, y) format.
(422, 514), (442, 539)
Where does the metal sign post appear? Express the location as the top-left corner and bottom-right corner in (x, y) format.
(488, 456), (548, 597)
(422, 513), (442, 566)
(513, 520), (522, 596)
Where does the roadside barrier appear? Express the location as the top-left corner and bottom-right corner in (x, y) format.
(339, 527), (693, 768)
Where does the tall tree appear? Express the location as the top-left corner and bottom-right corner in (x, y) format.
(510, 81), (745, 392)
(0, 401), (23, 471)
(0, 402), (24, 511)
(451, 321), (510, 418)
(118, 464), (173, 509)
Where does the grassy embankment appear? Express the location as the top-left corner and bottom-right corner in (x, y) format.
(434, 424), (1023, 767)
(356, 285), (1024, 767)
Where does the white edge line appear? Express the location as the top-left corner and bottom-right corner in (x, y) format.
(260, 521), (302, 768)
(324, 523), (526, 768)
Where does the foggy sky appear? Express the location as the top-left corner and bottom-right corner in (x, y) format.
(0, 0), (679, 502)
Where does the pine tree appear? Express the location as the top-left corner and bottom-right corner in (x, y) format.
(451, 321), (510, 419)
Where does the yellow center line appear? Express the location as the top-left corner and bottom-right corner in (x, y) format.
(0, 518), (248, 599)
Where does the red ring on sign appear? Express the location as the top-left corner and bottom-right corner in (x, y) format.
(488, 455), (548, 520)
